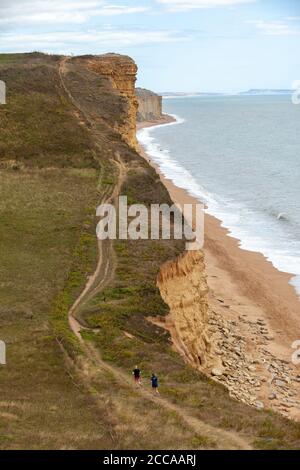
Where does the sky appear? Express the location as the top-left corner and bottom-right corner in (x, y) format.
(0, 0), (299, 92)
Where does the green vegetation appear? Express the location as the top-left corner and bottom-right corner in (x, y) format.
(1, 52), (300, 450)
(81, 162), (300, 451)
(50, 211), (97, 357)
(0, 168), (112, 449)
(0, 53), (213, 449)
(0, 62), (96, 168)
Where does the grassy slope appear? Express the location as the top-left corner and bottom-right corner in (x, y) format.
(81, 164), (300, 451)
(0, 54), (209, 449)
(0, 53), (300, 449)
(0, 53), (116, 449)
(66, 57), (300, 450)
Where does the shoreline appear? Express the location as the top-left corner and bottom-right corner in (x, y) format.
(137, 115), (300, 420)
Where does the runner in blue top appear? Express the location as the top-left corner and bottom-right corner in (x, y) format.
(151, 373), (159, 394)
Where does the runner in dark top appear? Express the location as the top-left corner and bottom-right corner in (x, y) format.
(151, 373), (159, 394)
(132, 365), (141, 386)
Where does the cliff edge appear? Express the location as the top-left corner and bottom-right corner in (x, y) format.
(136, 87), (163, 122)
(1, 52), (300, 449)
(86, 53), (138, 148)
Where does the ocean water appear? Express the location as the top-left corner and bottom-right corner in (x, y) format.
(137, 95), (300, 299)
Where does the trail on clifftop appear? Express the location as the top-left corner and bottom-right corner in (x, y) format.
(58, 57), (252, 451)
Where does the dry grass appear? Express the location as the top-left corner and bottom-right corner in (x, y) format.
(0, 168), (116, 449)
(1, 52), (300, 450)
(81, 159), (300, 450)
(0, 53), (214, 449)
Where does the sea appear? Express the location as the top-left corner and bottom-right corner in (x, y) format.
(137, 95), (300, 299)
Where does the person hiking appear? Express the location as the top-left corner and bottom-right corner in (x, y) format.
(151, 373), (159, 394)
(132, 365), (141, 386)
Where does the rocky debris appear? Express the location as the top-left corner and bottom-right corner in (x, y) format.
(211, 367), (224, 377)
(254, 401), (265, 410)
(208, 308), (300, 419)
(269, 393), (277, 400)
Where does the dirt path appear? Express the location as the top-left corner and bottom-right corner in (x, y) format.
(59, 57), (252, 451)
(68, 152), (126, 336)
(59, 57), (126, 333)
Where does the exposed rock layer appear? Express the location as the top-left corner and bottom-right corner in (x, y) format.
(157, 250), (216, 370)
(136, 88), (163, 122)
(87, 54), (138, 148)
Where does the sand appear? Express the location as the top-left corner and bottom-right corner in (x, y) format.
(137, 115), (300, 420)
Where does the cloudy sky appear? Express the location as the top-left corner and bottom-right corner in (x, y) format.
(0, 0), (299, 92)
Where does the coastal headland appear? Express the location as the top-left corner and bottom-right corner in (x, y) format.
(1, 52), (300, 449)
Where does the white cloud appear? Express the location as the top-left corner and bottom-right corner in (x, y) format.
(157, 0), (256, 12)
(285, 16), (300, 22)
(0, 1), (188, 52)
(0, 1), (149, 25)
(92, 6), (149, 16)
(0, 28), (188, 53)
(248, 19), (300, 36)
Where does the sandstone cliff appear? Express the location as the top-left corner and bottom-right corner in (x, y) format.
(81, 53), (214, 374)
(86, 53), (138, 148)
(157, 250), (216, 371)
(136, 87), (162, 122)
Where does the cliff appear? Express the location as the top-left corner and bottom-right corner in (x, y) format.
(157, 250), (217, 371)
(86, 53), (138, 148)
(1, 52), (300, 448)
(136, 87), (163, 122)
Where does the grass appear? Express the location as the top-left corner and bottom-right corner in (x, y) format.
(0, 59), (96, 168)
(80, 157), (300, 451)
(50, 222), (97, 357)
(0, 168), (114, 449)
(2, 52), (300, 450)
(0, 53), (215, 449)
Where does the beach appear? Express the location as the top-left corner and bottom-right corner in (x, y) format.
(137, 116), (300, 420)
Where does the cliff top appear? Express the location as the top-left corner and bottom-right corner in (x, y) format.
(136, 87), (162, 97)
(1, 52), (300, 451)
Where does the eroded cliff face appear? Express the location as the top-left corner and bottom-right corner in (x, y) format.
(86, 54), (138, 148)
(157, 250), (218, 371)
(82, 54), (215, 374)
(136, 88), (162, 122)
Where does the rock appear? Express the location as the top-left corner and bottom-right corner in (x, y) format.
(281, 402), (293, 409)
(248, 365), (256, 372)
(268, 393), (277, 400)
(211, 368), (224, 377)
(274, 379), (286, 387)
(88, 55), (138, 148)
(265, 335), (275, 341)
(254, 401), (265, 410)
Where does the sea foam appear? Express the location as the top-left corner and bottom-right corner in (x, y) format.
(137, 114), (300, 300)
